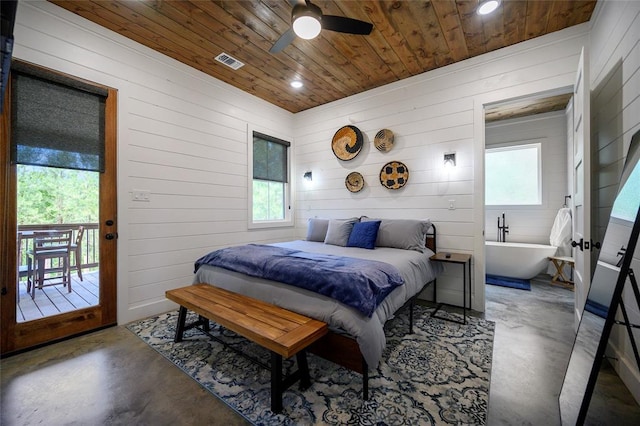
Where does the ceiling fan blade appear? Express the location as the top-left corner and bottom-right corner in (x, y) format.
(270, 28), (296, 54)
(322, 15), (373, 35)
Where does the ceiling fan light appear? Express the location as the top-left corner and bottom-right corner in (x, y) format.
(293, 15), (321, 39)
(477, 0), (500, 16)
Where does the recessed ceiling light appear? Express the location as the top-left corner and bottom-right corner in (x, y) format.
(290, 80), (303, 89)
(477, 0), (500, 16)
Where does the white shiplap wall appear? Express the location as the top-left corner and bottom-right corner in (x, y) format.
(485, 111), (569, 245)
(589, 0), (640, 404)
(293, 25), (589, 311)
(14, 1), (295, 323)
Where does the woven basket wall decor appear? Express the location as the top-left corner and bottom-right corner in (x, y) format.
(379, 161), (409, 189)
(345, 171), (365, 193)
(374, 129), (394, 152)
(331, 125), (363, 161)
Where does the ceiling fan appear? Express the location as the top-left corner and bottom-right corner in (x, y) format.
(270, 0), (374, 54)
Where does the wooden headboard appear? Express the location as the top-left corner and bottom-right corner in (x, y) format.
(426, 223), (437, 253)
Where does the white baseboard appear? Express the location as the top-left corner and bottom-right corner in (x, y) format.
(119, 299), (178, 325)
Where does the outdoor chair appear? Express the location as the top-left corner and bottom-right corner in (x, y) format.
(71, 225), (85, 281)
(27, 229), (73, 299)
(16, 232), (31, 302)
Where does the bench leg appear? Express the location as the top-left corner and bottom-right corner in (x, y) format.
(199, 315), (210, 331)
(362, 357), (369, 400)
(296, 350), (310, 390)
(269, 350), (313, 413)
(409, 297), (415, 334)
(174, 306), (187, 343)
(271, 352), (283, 414)
(550, 258), (574, 287)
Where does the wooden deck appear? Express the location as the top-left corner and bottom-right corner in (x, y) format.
(17, 270), (99, 323)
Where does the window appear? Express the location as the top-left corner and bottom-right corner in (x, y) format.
(486, 142), (542, 205)
(249, 130), (291, 227)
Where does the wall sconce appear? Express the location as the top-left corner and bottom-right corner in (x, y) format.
(444, 153), (456, 168)
(303, 171), (313, 181)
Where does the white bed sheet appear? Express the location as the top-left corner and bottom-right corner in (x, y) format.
(192, 240), (441, 367)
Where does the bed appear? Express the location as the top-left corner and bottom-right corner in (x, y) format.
(192, 217), (441, 398)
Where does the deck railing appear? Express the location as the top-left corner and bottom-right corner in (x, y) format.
(17, 223), (100, 273)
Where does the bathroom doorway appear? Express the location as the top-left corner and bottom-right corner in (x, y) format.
(473, 50), (593, 319)
(482, 88), (575, 301)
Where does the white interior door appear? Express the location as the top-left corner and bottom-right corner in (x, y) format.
(571, 47), (591, 329)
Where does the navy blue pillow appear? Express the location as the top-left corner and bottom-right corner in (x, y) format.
(347, 220), (381, 249)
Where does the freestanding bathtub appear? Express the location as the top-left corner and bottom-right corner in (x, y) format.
(485, 241), (558, 280)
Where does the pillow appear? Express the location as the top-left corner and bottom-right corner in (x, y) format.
(347, 220), (381, 249)
(361, 217), (431, 252)
(324, 218), (358, 247)
(306, 218), (330, 242)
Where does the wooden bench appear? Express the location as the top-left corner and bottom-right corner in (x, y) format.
(165, 284), (328, 413)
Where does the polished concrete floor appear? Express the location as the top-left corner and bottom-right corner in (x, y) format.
(483, 277), (640, 425)
(1, 278), (639, 425)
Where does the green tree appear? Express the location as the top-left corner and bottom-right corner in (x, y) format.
(17, 165), (99, 225)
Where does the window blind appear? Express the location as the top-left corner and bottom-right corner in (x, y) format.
(253, 131), (289, 183)
(10, 69), (106, 172)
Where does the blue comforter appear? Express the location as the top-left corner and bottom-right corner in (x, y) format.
(194, 244), (404, 317)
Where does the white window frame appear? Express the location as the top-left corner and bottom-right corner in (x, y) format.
(485, 142), (542, 206)
(247, 124), (294, 229)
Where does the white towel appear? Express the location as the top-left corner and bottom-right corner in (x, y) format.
(547, 207), (573, 276)
(550, 207), (573, 256)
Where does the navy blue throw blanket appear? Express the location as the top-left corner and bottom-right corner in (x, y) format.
(194, 244), (404, 317)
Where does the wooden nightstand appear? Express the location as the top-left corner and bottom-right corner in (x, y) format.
(429, 252), (472, 325)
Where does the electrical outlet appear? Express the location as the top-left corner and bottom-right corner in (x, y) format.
(448, 199), (455, 210)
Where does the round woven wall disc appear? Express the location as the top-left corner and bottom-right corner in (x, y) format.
(345, 171), (365, 193)
(332, 125), (363, 161)
(379, 161), (409, 190)
(374, 129), (394, 152)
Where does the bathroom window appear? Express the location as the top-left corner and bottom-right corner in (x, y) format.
(486, 142), (542, 205)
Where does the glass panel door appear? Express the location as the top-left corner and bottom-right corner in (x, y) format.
(16, 165), (100, 322)
(1, 61), (117, 355)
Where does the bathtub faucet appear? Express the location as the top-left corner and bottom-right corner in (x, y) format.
(497, 212), (509, 242)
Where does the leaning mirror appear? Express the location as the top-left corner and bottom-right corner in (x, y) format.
(559, 129), (640, 425)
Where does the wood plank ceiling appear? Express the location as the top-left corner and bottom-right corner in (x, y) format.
(49, 0), (596, 114)
(485, 92), (573, 122)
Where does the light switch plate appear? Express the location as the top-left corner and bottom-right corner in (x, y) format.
(132, 190), (150, 202)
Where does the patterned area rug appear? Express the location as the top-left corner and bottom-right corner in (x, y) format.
(127, 304), (495, 425)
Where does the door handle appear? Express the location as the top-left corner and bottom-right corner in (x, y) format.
(105, 233), (118, 240)
(590, 240), (601, 251)
(571, 238), (584, 251)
